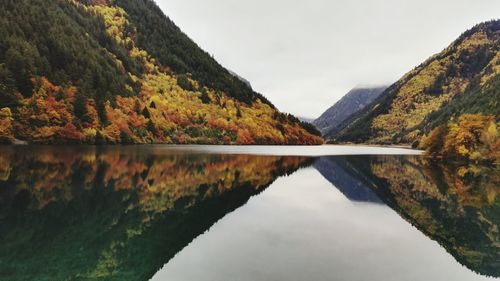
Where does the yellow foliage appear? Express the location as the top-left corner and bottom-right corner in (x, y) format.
(0, 108), (14, 143)
(83, 128), (97, 142)
(33, 126), (57, 141)
(3, 2), (323, 145)
(421, 114), (499, 163)
(103, 124), (121, 143)
(372, 60), (453, 142)
(367, 26), (499, 144)
(458, 31), (490, 50)
(481, 52), (500, 85)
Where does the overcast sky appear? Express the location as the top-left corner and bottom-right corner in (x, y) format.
(155, 0), (500, 118)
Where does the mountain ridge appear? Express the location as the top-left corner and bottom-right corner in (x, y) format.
(328, 20), (499, 146)
(0, 0), (322, 145)
(314, 86), (387, 136)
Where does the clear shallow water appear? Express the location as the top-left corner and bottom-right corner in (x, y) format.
(0, 146), (497, 281)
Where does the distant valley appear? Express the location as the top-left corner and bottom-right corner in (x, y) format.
(317, 20), (499, 162)
(313, 87), (387, 136)
(329, 21), (499, 146)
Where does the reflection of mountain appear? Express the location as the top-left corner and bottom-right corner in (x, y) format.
(314, 157), (382, 203)
(338, 155), (500, 277)
(0, 146), (312, 281)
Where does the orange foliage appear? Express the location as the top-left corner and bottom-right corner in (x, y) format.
(56, 123), (84, 143)
(0, 147), (312, 213)
(2, 5), (323, 145)
(0, 108), (14, 143)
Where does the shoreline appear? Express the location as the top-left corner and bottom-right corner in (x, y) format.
(3, 141), (414, 150)
(0, 144), (424, 157)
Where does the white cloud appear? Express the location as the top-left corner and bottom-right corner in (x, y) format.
(155, 0), (500, 118)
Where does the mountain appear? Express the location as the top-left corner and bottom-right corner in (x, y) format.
(228, 69), (252, 89)
(329, 20), (500, 145)
(313, 87), (387, 136)
(314, 157), (382, 203)
(0, 0), (322, 145)
(298, 116), (315, 123)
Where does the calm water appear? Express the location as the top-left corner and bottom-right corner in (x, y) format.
(0, 146), (498, 281)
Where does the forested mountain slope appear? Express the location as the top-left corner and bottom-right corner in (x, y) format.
(314, 87), (386, 136)
(0, 0), (322, 144)
(329, 21), (499, 146)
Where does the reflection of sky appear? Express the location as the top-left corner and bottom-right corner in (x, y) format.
(152, 168), (492, 281)
(156, 144), (423, 156)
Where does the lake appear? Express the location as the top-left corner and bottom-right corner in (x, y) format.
(0, 145), (498, 281)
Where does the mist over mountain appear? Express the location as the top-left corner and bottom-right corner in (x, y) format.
(329, 20), (499, 148)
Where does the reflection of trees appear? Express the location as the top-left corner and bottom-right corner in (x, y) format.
(342, 155), (499, 277)
(0, 146), (312, 281)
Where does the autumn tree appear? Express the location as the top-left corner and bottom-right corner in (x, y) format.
(0, 108), (14, 143)
(421, 114), (499, 163)
(0, 0), (323, 145)
(420, 125), (447, 157)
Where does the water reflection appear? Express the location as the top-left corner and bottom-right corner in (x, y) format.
(0, 146), (312, 281)
(330, 155), (500, 277)
(314, 157), (383, 203)
(0, 146), (498, 280)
